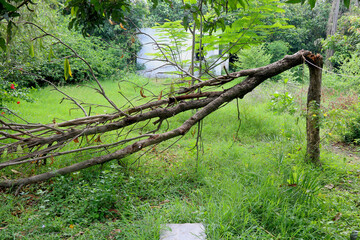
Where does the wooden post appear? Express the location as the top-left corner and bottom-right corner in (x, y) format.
(305, 53), (323, 165)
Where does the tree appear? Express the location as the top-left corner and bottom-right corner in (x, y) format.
(322, 6), (360, 67)
(325, 0), (341, 69)
(0, 0), (333, 188)
(266, 3), (330, 54)
(0, 47), (321, 188)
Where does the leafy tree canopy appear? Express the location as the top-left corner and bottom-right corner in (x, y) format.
(0, 0), (353, 44)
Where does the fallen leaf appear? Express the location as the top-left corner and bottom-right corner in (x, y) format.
(108, 209), (120, 215)
(11, 169), (22, 175)
(158, 90), (162, 100)
(324, 184), (334, 190)
(74, 231), (84, 237)
(73, 137), (79, 143)
(332, 212), (342, 221)
(120, 23), (127, 30)
(50, 155), (55, 165)
(160, 199), (170, 204)
(94, 135), (102, 143)
(191, 128), (196, 137)
(140, 88), (146, 98)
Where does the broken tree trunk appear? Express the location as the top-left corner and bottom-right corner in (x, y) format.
(305, 54), (323, 165)
(0, 50), (318, 188)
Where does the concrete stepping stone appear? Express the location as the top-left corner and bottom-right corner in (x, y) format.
(160, 223), (206, 240)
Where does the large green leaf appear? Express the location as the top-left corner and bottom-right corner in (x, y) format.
(6, 21), (13, 44)
(0, 0), (17, 12)
(29, 43), (35, 58)
(0, 37), (6, 52)
(48, 46), (55, 61)
(285, 0), (303, 3)
(64, 58), (72, 80)
(308, 0), (316, 8)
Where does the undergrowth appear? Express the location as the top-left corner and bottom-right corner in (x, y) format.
(1, 76), (359, 239)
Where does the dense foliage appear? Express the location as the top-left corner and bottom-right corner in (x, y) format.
(0, 1), (141, 90)
(267, 3), (330, 54)
(322, 8), (360, 67)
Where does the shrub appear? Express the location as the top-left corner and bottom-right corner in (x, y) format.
(344, 116), (360, 144)
(0, 78), (33, 108)
(233, 44), (272, 71)
(0, 4), (139, 88)
(266, 40), (290, 63)
(268, 78), (296, 114)
(323, 48), (360, 91)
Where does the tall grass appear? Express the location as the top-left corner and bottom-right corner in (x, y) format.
(1, 76), (359, 239)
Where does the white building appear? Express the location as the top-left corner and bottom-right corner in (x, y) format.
(137, 27), (229, 78)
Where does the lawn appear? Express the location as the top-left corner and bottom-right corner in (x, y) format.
(1, 74), (360, 239)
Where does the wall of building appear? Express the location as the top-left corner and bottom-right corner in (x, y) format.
(137, 28), (229, 78)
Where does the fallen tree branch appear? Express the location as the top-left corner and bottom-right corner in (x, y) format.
(0, 50), (312, 188)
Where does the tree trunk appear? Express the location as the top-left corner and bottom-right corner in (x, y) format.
(305, 54), (323, 165)
(325, 0), (341, 69)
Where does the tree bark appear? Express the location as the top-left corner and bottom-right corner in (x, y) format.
(305, 54), (323, 165)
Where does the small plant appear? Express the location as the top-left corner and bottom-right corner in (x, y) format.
(269, 78), (296, 114)
(284, 167), (321, 204)
(343, 116), (360, 144)
(233, 44), (272, 70)
(266, 40), (290, 63)
(0, 78), (32, 109)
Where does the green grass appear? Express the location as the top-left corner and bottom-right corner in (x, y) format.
(1, 76), (360, 239)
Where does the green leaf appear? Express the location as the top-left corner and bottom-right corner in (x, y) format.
(0, 0), (17, 11)
(70, 7), (77, 16)
(343, 0), (350, 8)
(29, 43), (35, 58)
(6, 21), (13, 44)
(151, 0), (158, 8)
(64, 58), (72, 80)
(2, 148), (7, 157)
(0, 37), (6, 52)
(238, 0), (246, 9)
(64, 58), (69, 80)
(16, 144), (23, 154)
(68, 60), (73, 77)
(285, 0), (302, 3)
(48, 46), (55, 61)
(308, 0), (316, 8)
(39, 38), (44, 49)
(169, 81), (175, 97)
